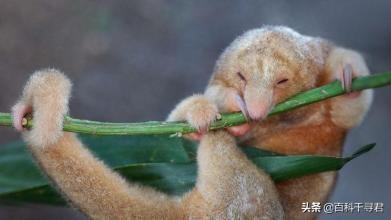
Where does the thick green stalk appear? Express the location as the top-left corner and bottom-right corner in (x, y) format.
(0, 72), (391, 135)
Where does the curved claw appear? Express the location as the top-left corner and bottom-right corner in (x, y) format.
(342, 64), (353, 93)
(198, 124), (209, 134)
(12, 103), (32, 132)
(235, 94), (250, 121)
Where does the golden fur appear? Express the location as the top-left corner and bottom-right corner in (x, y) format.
(12, 26), (372, 219)
(204, 26), (372, 219)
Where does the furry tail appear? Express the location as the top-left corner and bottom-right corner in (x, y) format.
(12, 70), (183, 219)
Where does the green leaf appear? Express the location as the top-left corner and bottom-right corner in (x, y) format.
(0, 135), (375, 206)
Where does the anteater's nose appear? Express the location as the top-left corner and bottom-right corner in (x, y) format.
(247, 102), (270, 121)
(244, 86), (273, 121)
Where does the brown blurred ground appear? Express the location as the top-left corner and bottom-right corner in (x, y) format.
(0, 1), (390, 219)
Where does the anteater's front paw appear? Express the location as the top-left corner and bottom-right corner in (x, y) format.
(167, 95), (221, 140)
(328, 48), (369, 98)
(184, 95), (220, 133)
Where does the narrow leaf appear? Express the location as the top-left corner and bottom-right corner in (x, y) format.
(0, 136), (374, 206)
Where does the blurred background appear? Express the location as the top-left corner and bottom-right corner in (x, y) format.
(0, 0), (390, 219)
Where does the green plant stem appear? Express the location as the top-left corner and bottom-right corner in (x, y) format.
(0, 72), (391, 135)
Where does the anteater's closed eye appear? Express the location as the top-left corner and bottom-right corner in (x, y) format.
(277, 78), (289, 84)
(237, 72), (246, 82)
